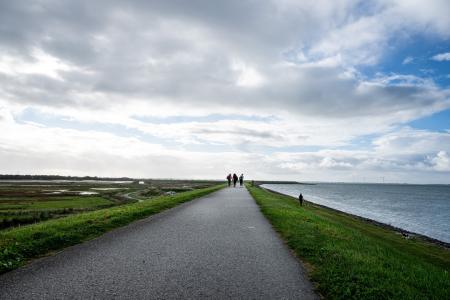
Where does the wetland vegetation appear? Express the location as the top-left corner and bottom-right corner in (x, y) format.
(0, 179), (218, 229)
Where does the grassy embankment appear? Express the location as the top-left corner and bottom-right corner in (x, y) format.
(0, 184), (224, 274)
(247, 184), (450, 299)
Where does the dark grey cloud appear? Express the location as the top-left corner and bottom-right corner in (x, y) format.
(0, 1), (104, 59)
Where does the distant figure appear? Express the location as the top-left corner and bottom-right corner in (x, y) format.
(239, 174), (244, 186)
(233, 173), (238, 187)
(299, 193), (303, 206)
(226, 174), (232, 187)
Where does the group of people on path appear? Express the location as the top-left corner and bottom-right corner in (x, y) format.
(225, 172), (305, 207)
(226, 173), (244, 187)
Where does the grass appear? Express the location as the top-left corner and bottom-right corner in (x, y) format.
(0, 184), (224, 274)
(0, 196), (115, 229)
(0, 196), (112, 210)
(246, 184), (450, 300)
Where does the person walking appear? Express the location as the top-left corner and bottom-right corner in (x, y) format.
(226, 174), (232, 187)
(239, 174), (244, 187)
(232, 173), (238, 187)
(299, 193), (303, 206)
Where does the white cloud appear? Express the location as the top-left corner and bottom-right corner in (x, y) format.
(402, 56), (413, 64)
(233, 61), (266, 88)
(0, 48), (80, 81)
(431, 52), (450, 61)
(269, 127), (450, 181)
(429, 151), (450, 171)
(373, 127), (450, 155)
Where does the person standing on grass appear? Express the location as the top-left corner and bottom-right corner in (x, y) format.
(233, 173), (238, 187)
(299, 193), (303, 206)
(239, 174), (244, 187)
(226, 174), (232, 187)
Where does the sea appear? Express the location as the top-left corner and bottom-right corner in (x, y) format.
(261, 183), (450, 244)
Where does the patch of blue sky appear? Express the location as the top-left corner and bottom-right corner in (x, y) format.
(408, 108), (450, 132)
(281, 47), (308, 64)
(14, 108), (177, 146)
(354, 0), (382, 16)
(335, 134), (379, 151)
(359, 33), (450, 87)
(132, 113), (277, 124)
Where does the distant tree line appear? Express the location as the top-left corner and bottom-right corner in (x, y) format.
(0, 174), (133, 181)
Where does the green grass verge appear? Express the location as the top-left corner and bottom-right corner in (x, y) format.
(247, 185), (450, 300)
(0, 184), (224, 274)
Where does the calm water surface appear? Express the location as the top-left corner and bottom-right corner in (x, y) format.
(262, 183), (450, 243)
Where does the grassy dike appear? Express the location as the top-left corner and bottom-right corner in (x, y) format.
(247, 184), (450, 300)
(0, 184), (224, 274)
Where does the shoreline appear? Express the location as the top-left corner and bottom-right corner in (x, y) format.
(260, 186), (450, 249)
(249, 184), (450, 298)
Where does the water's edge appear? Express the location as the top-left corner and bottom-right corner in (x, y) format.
(260, 186), (450, 249)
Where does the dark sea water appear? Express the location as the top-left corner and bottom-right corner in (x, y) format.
(261, 183), (450, 243)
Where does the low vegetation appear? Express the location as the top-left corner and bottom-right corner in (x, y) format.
(0, 180), (218, 229)
(247, 184), (450, 300)
(0, 184), (224, 274)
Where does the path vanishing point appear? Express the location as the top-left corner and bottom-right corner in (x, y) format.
(0, 187), (317, 299)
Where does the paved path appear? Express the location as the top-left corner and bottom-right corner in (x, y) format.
(0, 187), (317, 299)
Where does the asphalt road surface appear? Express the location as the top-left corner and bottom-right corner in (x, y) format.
(0, 186), (317, 299)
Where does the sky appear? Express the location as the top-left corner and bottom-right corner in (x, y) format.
(0, 0), (449, 183)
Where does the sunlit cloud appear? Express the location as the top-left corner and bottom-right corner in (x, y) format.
(431, 52), (450, 61)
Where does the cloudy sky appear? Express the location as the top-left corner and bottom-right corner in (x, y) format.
(0, 0), (449, 183)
